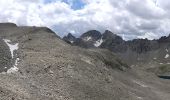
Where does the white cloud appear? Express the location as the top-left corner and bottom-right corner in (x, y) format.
(137, 32), (159, 40)
(0, 0), (170, 40)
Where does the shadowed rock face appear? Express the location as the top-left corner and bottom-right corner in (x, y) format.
(100, 30), (126, 53)
(0, 38), (12, 72)
(63, 33), (76, 44)
(80, 30), (102, 41)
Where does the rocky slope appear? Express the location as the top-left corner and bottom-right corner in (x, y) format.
(0, 23), (170, 100)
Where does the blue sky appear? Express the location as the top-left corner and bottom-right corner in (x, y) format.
(44, 0), (85, 10)
(62, 0), (85, 10)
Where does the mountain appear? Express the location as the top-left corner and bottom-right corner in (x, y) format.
(80, 30), (102, 41)
(63, 30), (125, 49)
(63, 33), (76, 44)
(0, 23), (170, 100)
(63, 30), (170, 67)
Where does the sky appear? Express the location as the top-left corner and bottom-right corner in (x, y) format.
(0, 0), (170, 40)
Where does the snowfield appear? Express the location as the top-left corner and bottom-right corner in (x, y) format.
(3, 39), (19, 73)
(164, 54), (169, 59)
(94, 38), (103, 47)
(3, 39), (18, 58)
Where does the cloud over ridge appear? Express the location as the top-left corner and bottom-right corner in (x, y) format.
(0, 0), (170, 40)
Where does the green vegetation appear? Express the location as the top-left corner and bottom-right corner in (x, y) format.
(88, 49), (129, 71)
(158, 65), (170, 74)
(147, 64), (170, 75)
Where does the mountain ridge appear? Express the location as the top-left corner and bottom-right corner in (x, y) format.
(63, 30), (170, 75)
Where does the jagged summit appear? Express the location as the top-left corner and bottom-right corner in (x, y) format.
(63, 29), (121, 48)
(63, 33), (76, 44)
(102, 30), (117, 39)
(80, 30), (102, 41)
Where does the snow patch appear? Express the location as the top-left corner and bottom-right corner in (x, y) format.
(3, 39), (19, 73)
(70, 41), (74, 43)
(3, 39), (18, 58)
(164, 54), (169, 59)
(94, 38), (103, 47)
(166, 49), (169, 52)
(83, 36), (92, 41)
(7, 58), (19, 73)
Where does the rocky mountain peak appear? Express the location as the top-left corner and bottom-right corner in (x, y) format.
(80, 30), (102, 41)
(63, 33), (76, 44)
(102, 30), (123, 41)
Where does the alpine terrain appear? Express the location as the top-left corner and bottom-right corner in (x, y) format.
(0, 23), (169, 100)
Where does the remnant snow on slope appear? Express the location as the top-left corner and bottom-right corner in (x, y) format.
(83, 36), (92, 41)
(166, 48), (169, 52)
(3, 39), (18, 58)
(70, 41), (74, 43)
(94, 38), (103, 47)
(7, 58), (19, 73)
(164, 54), (169, 59)
(3, 39), (19, 73)
(132, 80), (148, 87)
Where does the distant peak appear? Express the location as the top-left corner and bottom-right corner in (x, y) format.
(104, 30), (112, 33)
(67, 33), (74, 37)
(63, 33), (76, 44)
(80, 30), (101, 38)
(80, 30), (102, 42)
